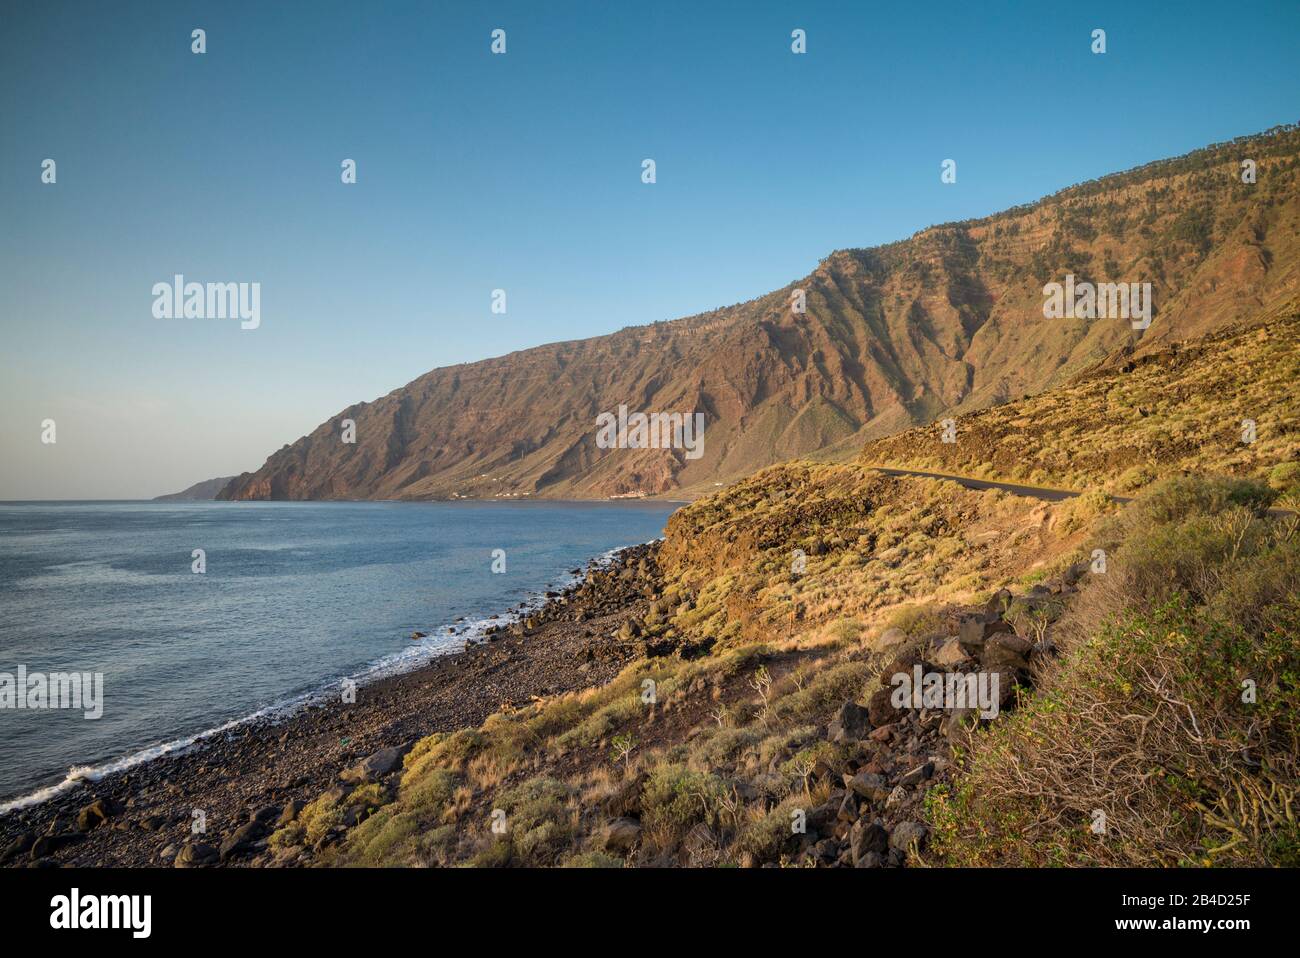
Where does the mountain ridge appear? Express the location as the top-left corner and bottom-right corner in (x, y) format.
(154, 477), (239, 501)
(220, 123), (1300, 503)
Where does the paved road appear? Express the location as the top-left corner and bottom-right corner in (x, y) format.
(870, 467), (1297, 517)
(870, 466), (1134, 504)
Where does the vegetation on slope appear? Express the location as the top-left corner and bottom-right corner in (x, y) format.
(929, 477), (1300, 866)
(260, 296), (1300, 869)
(286, 458), (1297, 868)
(282, 467), (1111, 867)
(861, 310), (1300, 496)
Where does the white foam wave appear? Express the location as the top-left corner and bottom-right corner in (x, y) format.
(0, 541), (653, 816)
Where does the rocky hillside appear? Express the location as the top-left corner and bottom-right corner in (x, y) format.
(861, 308), (1300, 494)
(277, 320), (1297, 868)
(278, 467), (1110, 867)
(278, 466), (1297, 868)
(221, 124), (1300, 502)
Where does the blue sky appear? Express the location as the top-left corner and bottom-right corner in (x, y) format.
(2, 0), (1298, 498)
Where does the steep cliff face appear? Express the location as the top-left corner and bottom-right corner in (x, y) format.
(220, 125), (1300, 502)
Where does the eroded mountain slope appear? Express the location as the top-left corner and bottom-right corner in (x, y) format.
(222, 125), (1300, 501)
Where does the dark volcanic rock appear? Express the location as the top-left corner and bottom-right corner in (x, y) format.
(76, 798), (120, 833)
(828, 701), (871, 743)
(981, 634), (1032, 672)
(29, 831), (84, 861)
(889, 821), (930, 854)
(340, 745), (410, 784)
(175, 842), (219, 868)
(867, 687), (897, 728)
(851, 821), (889, 865)
(958, 616), (1013, 654)
(219, 821), (266, 862)
(0, 831), (36, 865)
(845, 772), (889, 803)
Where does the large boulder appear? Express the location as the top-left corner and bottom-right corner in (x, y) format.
(806, 801), (838, 834)
(991, 632), (1033, 657)
(174, 841), (219, 868)
(219, 820), (267, 862)
(879, 649), (929, 687)
(850, 820), (889, 865)
(982, 635), (1032, 672)
(931, 638), (968, 668)
(957, 616), (985, 653)
(889, 821), (930, 854)
(250, 805), (281, 825)
(827, 700), (871, 743)
(958, 616), (1013, 654)
(29, 816), (85, 861)
(76, 798), (120, 832)
(29, 832), (83, 861)
(867, 686), (898, 728)
(845, 771), (889, 803)
(340, 745), (409, 784)
(0, 830), (37, 865)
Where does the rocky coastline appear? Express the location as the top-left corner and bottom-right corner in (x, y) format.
(0, 543), (663, 868)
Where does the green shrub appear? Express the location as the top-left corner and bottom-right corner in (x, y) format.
(493, 777), (576, 866)
(1128, 475), (1275, 527)
(734, 796), (804, 863)
(826, 618), (864, 642)
(771, 660), (872, 724)
(883, 602), (945, 638)
(1120, 508), (1265, 604)
(641, 764), (731, 844)
(1268, 461), (1300, 494)
(931, 477), (1300, 868)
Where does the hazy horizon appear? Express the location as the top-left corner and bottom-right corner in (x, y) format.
(4, 0), (1300, 499)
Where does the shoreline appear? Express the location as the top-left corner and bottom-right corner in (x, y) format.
(0, 542), (662, 867)
(0, 541), (628, 817)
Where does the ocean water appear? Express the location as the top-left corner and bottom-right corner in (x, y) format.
(0, 499), (678, 811)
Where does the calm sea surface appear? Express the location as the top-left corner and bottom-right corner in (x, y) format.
(0, 499), (678, 811)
